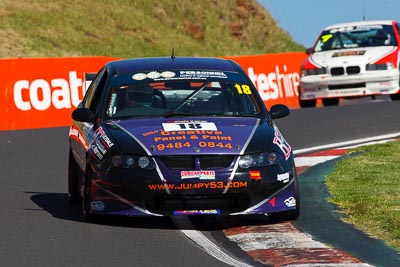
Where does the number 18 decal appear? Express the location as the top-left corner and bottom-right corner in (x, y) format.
(162, 122), (218, 131)
(235, 84), (252, 95)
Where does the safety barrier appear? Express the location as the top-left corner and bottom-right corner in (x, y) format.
(0, 53), (306, 130)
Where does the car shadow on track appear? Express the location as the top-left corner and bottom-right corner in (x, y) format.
(25, 191), (279, 231)
(25, 191), (177, 229)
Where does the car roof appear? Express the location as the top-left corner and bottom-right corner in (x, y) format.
(108, 57), (242, 75)
(323, 20), (397, 30)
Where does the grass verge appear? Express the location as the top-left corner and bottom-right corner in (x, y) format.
(326, 140), (400, 251)
(0, 0), (304, 58)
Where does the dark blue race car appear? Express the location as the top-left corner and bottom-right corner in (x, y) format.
(68, 56), (300, 222)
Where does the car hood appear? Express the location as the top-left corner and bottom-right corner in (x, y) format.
(310, 46), (396, 67)
(106, 117), (273, 156)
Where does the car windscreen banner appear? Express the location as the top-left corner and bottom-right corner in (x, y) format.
(0, 53), (306, 130)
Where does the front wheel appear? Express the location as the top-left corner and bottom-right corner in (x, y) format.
(390, 94), (400, 101)
(268, 205), (300, 222)
(299, 98), (316, 108)
(68, 149), (82, 204)
(82, 165), (96, 222)
(322, 98), (339, 106)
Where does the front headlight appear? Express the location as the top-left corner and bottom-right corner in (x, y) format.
(302, 67), (326, 76)
(111, 154), (155, 170)
(366, 63), (394, 71)
(238, 152), (282, 168)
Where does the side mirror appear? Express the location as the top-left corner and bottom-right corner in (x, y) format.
(305, 47), (313, 55)
(269, 104), (290, 119)
(72, 108), (95, 123)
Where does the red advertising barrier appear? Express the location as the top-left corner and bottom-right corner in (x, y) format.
(0, 53), (306, 131)
(0, 57), (117, 130)
(226, 53), (306, 108)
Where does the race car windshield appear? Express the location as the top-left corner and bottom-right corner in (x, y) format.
(314, 24), (397, 52)
(105, 80), (263, 119)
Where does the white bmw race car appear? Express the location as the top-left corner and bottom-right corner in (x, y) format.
(299, 20), (400, 107)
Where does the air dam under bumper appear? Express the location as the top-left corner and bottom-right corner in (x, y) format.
(87, 168), (299, 217)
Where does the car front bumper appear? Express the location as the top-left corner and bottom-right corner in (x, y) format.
(299, 69), (400, 99)
(87, 166), (299, 217)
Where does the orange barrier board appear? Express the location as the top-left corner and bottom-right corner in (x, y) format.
(0, 57), (117, 130)
(225, 52), (306, 108)
(0, 53), (306, 130)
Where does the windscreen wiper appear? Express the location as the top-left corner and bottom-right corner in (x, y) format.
(173, 81), (209, 112)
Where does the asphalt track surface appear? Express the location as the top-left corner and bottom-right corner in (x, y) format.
(0, 98), (399, 266)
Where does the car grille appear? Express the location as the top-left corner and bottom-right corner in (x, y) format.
(158, 155), (234, 170)
(330, 66), (360, 76)
(331, 67), (344, 75)
(328, 83), (366, 90)
(346, 66), (361, 74)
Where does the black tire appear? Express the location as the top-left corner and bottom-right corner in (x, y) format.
(390, 94), (400, 101)
(82, 165), (96, 222)
(322, 98), (339, 106)
(299, 98), (317, 108)
(269, 205), (300, 222)
(268, 174), (300, 222)
(68, 149), (82, 204)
